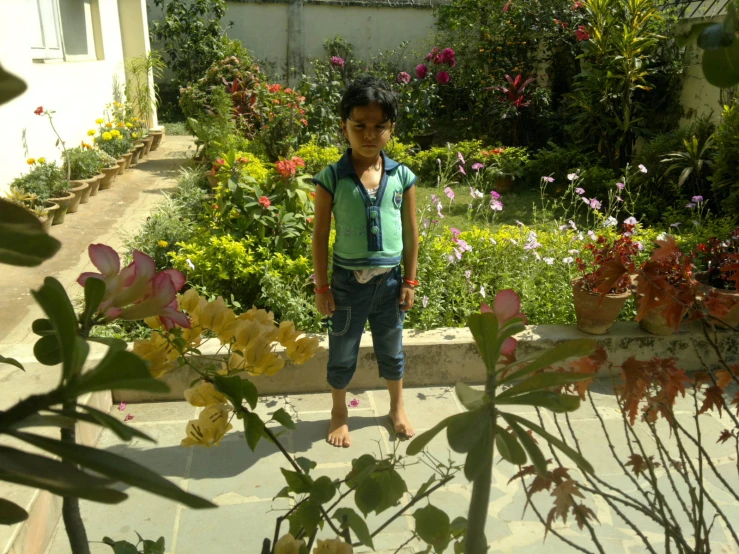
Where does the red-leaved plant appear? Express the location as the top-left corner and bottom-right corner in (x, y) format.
(576, 223), (639, 295)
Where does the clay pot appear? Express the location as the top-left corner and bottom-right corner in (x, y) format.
(638, 310), (677, 335)
(67, 182), (89, 213)
(149, 129), (164, 151)
(572, 278), (630, 335)
(41, 202), (58, 231)
(122, 152), (133, 170)
(495, 176), (514, 194)
(141, 136), (154, 156)
(130, 143), (144, 165)
(88, 173), (104, 197)
(99, 165), (120, 190)
(116, 157), (126, 175)
(70, 178), (93, 205)
(48, 192), (75, 224)
(695, 271), (739, 329)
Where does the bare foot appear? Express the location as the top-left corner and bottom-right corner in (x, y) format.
(389, 406), (415, 439)
(327, 409), (351, 448)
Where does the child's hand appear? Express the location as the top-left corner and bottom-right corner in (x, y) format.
(316, 289), (336, 316)
(399, 283), (415, 311)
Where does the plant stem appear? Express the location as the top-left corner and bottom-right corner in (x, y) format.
(465, 458), (492, 554)
(47, 113), (71, 182)
(60, 400), (91, 554)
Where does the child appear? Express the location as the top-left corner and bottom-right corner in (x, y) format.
(312, 75), (419, 448)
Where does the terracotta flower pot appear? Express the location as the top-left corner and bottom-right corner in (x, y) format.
(695, 271), (739, 329)
(572, 278), (630, 335)
(67, 182), (89, 213)
(70, 178), (93, 205)
(123, 152), (133, 170)
(130, 143), (144, 165)
(116, 157), (126, 175)
(141, 136), (154, 156)
(149, 129), (164, 151)
(89, 173), (104, 197)
(495, 176), (514, 194)
(48, 192), (74, 224)
(41, 201), (59, 231)
(638, 310), (677, 335)
(99, 165), (120, 190)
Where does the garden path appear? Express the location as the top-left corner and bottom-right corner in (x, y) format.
(0, 136), (196, 353)
(44, 382), (739, 554)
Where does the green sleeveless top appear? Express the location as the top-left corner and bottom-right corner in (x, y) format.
(313, 149), (417, 270)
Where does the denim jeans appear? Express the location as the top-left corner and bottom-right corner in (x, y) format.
(327, 265), (405, 390)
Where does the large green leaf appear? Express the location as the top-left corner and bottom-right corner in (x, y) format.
(0, 354), (23, 371)
(244, 412), (264, 451)
(81, 278), (106, 327)
(0, 199), (61, 267)
(355, 477), (383, 516)
(447, 409), (491, 454)
(495, 425), (526, 465)
(455, 382), (486, 411)
(414, 504), (451, 553)
(371, 467), (407, 514)
(498, 372), (594, 399)
(0, 445), (126, 503)
(102, 538), (139, 554)
(288, 502), (321, 538)
(498, 339), (597, 385)
(32, 318), (55, 336)
(334, 507), (373, 548)
(280, 468), (313, 494)
(31, 277), (78, 381)
(213, 375), (243, 407)
(500, 413), (548, 476)
(0, 498), (28, 524)
(466, 313), (500, 373)
(407, 413), (462, 456)
(33, 334), (62, 366)
(0, 64), (27, 106)
(309, 476), (336, 506)
(70, 349), (170, 396)
(345, 454), (377, 487)
(497, 391), (581, 413)
(463, 421), (493, 481)
(271, 408), (296, 430)
(702, 41), (739, 88)
(505, 414), (594, 474)
(8, 431), (215, 509)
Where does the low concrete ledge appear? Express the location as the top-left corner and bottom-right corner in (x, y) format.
(114, 321), (738, 403)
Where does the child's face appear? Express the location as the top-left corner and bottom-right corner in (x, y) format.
(341, 102), (393, 158)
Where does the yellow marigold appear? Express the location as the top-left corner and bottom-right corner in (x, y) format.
(184, 381), (228, 407)
(285, 336), (320, 365)
(87, 129), (96, 136)
(117, 121), (125, 127)
(132, 132), (138, 139)
(102, 132), (112, 141)
(95, 118), (104, 124)
(105, 122), (113, 128)
(181, 404), (232, 447)
(81, 142), (92, 149)
(158, 239), (169, 247)
(126, 122), (133, 128)
(111, 129), (121, 137)
(26, 158), (35, 165)
(37, 157), (46, 163)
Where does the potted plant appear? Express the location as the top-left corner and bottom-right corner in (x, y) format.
(93, 149), (120, 190)
(4, 188), (58, 231)
(572, 224), (638, 334)
(64, 146), (104, 205)
(695, 228), (739, 329)
(94, 127), (132, 172)
(483, 146), (529, 193)
(125, 52), (165, 151)
(11, 160), (72, 225)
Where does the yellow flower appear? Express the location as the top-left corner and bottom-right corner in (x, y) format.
(277, 321), (301, 347)
(178, 288), (207, 322)
(87, 129), (96, 136)
(219, 351), (247, 375)
(199, 296), (236, 343)
(275, 534), (305, 554)
(251, 350), (285, 376)
(81, 142), (92, 149)
(105, 122), (113, 128)
(102, 132), (112, 141)
(285, 336), (320, 365)
(144, 316), (163, 329)
(184, 381), (229, 407)
(126, 122), (133, 128)
(238, 306), (275, 326)
(111, 129), (121, 137)
(234, 319), (278, 352)
(181, 404), (232, 447)
(132, 334), (179, 378)
(158, 239), (169, 247)
(117, 121), (125, 127)
(313, 538), (353, 554)
(95, 118), (104, 124)
(26, 158), (35, 165)
(132, 132), (138, 139)
(37, 157), (46, 163)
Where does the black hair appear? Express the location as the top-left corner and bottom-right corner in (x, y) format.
(339, 75), (398, 123)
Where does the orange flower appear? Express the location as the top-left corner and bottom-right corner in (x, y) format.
(258, 196), (271, 208)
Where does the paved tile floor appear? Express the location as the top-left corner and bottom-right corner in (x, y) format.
(45, 383), (739, 554)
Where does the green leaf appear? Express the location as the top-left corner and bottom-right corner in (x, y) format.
(499, 339), (597, 385)
(30, 277), (78, 381)
(702, 41), (739, 88)
(213, 375), (243, 407)
(0, 199), (61, 266)
(101, 538), (139, 554)
(506, 414), (594, 474)
(0, 445), (126, 503)
(82, 278), (106, 327)
(501, 413), (548, 476)
(334, 507), (374, 548)
(71, 349), (170, 396)
(141, 536), (165, 554)
(0, 64), (27, 107)
(47, 405), (155, 443)
(32, 318), (54, 336)
(466, 312), (500, 373)
(414, 504), (451, 553)
(697, 22), (734, 49)
(288, 502), (321, 538)
(497, 391), (581, 413)
(345, 454), (377, 487)
(309, 476), (336, 505)
(407, 413), (461, 456)
(463, 421), (493, 481)
(355, 477), (383, 516)
(295, 457), (317, 474)
(271, 408), (296, 430)
(455, 382), (485, 411)
(244, 412), (264, 451)
(274, 486), (291, 499)
(33, 334), (62, 366)
(7, 431), (215, 509)
(450, 516), (467, 538)
(0, 354), (23, 371)
(499, 372), (593, 399)
(416, 475), (437, 499)
(373, 467), (407, 513)
(0, 498), (28, 524)
(280, 468), (313, 494)
(241, 378), (258, 409)
(495, 425), (527, 465)
(447, 409), (491, 454)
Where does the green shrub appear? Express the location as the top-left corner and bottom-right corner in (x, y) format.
(63, 146), (103, 180)
(713, 101), (739, 214)
(293, 140), (341, 176)
(94, 149), (118, 169)
(524, 142), (601, 187)
(10, 161), (69, 203)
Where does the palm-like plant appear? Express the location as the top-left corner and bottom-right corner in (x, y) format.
(661, 134), (715, 190)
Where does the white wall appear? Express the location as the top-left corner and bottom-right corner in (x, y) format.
(0, 0), (128, 196)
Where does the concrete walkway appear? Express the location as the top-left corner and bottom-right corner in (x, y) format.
(44, 382), (739, 554)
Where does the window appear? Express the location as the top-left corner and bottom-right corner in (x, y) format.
(30, 0), (102, 61)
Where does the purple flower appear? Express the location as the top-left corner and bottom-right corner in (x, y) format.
(686, 202), (696, 209)
(450, 227), (462, 238)
(458, 165), (466, 176)
(456, 239), (472, 253)
(396, 72), (411, 85)
(524, 231), (540, 250)
(635, 241), (644, 251)
(431, 194), (439, 204)
(542, 176), (555, 183)
(692, 195), (703, 203)
(330, 56), (345, 67)
(416, 64), (429, 79)
(490, 190), (501, 200)
(638, 164), (648, 173)
(575, 187), (585, 195)
(472, 162), (484, 171)
(422, 295), (429, 308)
(458, 152), (466, 164)
(616, 182), (625, 190)
(624, 216), (638, 225)
(490, 199), (504, 211)
(616, 195), (624, 202)
(444, 186), (455, 200)
(589, 198), (602, 210)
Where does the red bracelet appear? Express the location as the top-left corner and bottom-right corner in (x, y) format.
(314, 284), (330, 294)
(403, 278), (419, 287)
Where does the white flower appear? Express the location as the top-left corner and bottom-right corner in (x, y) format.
(568, 172), (579, 181)
(422, 295), (429, 308)
(563, 257), (574, 264)
(569, 220), (577, 230)
(603, 216), (618, 227)
(480, 286), (486, 298)
(542, 176), (555, 183)
(186, 258), (195, 270)
(489, 238), (497, 244)
(465, 270), (471, 280)
(635, 241), (644, 251)
(624, 216), (638, 225)
(543, 257), (555, 265)
(587, 230), (596, 239)
(577, 232), (584, 241)
(638, 164), (648, 173)
(568, 249), (580, 255)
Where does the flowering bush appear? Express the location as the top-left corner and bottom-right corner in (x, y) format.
(63, 146), (103, 180)
(253, 83), (308, 160)
(9, 160), (70, 203)
(293, 140), (342, 176)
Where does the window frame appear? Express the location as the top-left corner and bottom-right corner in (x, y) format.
(30, 0), (102, 63)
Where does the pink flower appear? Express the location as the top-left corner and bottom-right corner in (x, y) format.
(575, 25), (590, 41)
(616, 182), (625, 190)
(124, 414), (134, 422)
(118, 402), (127, 411)
(589, 198), (602, 210)
(472, 163), (484, 171)
(436, 71), (450, 85)
(450, 227), (462, 239)
(416, 64), (429, 79)
(441, 48), (456, 64)
(542, 176), (554, 183)
(692, 195), (703, 203)
(490, 190), (501, 200)
(575, 187), (585, 195)
(503, 0), (512, 10)
(490, 199), (504, 211)
(77, 244), (190, 330)
(458, 151), (466, 164)
(397, 72), (411, 85)
(330, 56), (345, 67)
(34, 106), (44, 115)
(425, 47), (440, 62)
(349, 398), (360, 407)
(480, 289), (527, 355)
(444, 186), (455, 200)
(458, 165), (466, 176)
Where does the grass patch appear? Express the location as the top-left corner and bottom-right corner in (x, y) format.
(161, 121), (191, 136)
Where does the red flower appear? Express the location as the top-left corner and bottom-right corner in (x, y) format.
(436, 71), (451, 85)
(575, 25), (590, 41)
(237, 157), (249, 164)
(34, 106), (44, 115)
(258, 196), (271, 208)
(292, 156), (305, 167)
(571, 0), (584, 8)
(503, 0), (512, 11)
(307, 217), (314, 224)
(301, 118), (308, 126)
(310, 191), (316, 199)
(416, 64), (429, 79)
(284, 87), (293, 94)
